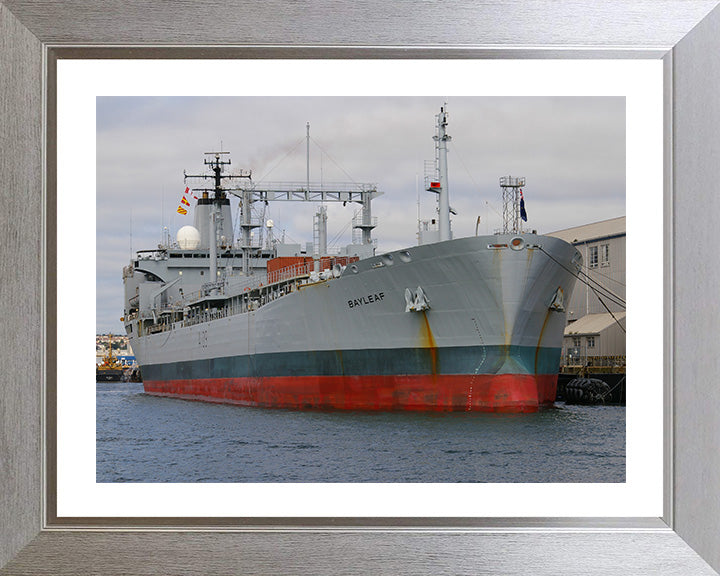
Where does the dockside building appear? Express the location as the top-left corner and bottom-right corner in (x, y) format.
(547, 217), (626, 367)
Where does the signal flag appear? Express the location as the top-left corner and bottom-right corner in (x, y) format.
(177, 206), (188, 215)
(519, 189), (528, 222)
(180, 196), (190, 206)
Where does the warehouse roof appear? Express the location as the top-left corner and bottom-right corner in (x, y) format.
(564, 312), (626, 336)
(547, 216), (626, 244)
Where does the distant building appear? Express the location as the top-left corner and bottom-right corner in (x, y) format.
(563, 312), (626, 369)
(95, 333), (134, 364)
(547, 217), (626, 364)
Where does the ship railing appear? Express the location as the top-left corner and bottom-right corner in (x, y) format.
(188, 259), (341, 307)
(224, 262), (314, 295)
(560, 354), (626, 374)
(135, 249), (168, 262)
(223, 273), (269, 295)
(267, 262), (313, 285)
(201, 280), (226, 296)
(182, 305), (230, 328)
(587, 355), (626, 367)
(352, 215), (378, 229)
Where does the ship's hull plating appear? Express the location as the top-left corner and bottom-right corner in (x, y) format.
(129, 234), (579, 412)
(96, 369), (125, 382)
(144, 374), (558, 412)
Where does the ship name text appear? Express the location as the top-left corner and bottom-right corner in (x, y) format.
(348, 292), (385, 309)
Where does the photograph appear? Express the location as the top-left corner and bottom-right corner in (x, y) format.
(96, 96), (626, 483)
(6, 2), (720, 573)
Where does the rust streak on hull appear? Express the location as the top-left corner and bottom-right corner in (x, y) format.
(420, 310), (438, 375)
(535, 308), (553, 375)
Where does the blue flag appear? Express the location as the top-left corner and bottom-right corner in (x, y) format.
(520, 190), (528, 222)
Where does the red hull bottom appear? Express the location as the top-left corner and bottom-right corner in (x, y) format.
(143, 373), (558, 413)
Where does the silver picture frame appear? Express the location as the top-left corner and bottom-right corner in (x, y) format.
(2, 1), (720, 574)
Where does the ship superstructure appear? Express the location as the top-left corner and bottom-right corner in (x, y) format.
(122, 106), (580, 412)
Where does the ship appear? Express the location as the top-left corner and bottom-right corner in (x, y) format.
(96, 334), (125, 382)
(122, 106), (580, 412)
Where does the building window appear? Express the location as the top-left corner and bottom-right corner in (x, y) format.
(572, 337), (581, 347)
(587, 336), (595, 348)
(589, 246), (598, 268)
(601, 244), (609, 266)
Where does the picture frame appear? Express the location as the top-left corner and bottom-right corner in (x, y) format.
(2, 1), (720, 574)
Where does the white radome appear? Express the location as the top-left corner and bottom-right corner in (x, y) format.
(177, 225), (201, 250)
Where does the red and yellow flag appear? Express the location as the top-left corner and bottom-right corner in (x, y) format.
(176, 187), (192, 215)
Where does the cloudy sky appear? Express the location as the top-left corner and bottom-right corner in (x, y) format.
(96, 96), (625, 333)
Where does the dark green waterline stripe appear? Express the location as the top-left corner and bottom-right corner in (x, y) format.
(142, 345), (561, 381)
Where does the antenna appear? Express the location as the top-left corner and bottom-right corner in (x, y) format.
(185, 151), (250, 199)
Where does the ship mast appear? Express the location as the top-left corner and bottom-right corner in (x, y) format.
(184, 152), (251, 284)
(184, 135), (382, 291)
(428, 104), (452, 242)
(436, 105), (452, 241)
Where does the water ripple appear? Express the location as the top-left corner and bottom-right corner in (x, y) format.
(96, 382), (625, 483)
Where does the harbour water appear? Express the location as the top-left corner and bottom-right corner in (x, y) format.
(97, 381), (625, 483)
